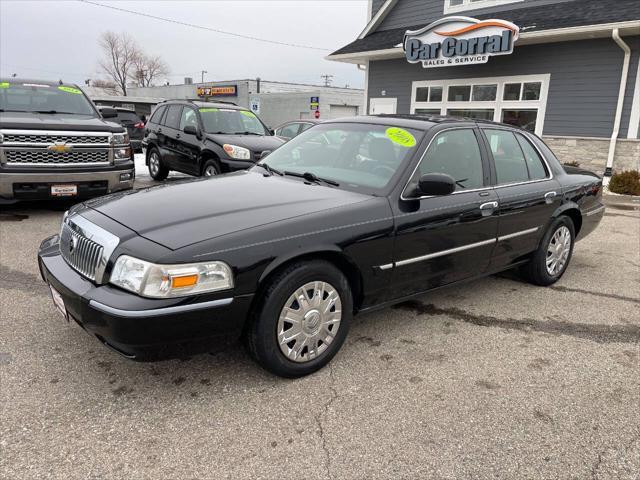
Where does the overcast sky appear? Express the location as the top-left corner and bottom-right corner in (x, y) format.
(0, 0), (367, 89)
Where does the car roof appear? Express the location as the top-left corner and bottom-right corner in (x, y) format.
(323, 114), (531, 133)
(0, 78), (81, 89)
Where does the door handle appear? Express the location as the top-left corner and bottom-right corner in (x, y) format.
(544, 191), (557, 204)
(480, 201), (499, 210)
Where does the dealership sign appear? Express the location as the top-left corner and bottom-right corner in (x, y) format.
(197, 85), (238, 97)
(403, 16), (519, 68)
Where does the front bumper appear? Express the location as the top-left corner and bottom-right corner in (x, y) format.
(0, 164), (134, 200)
(38, 235), (253, 360)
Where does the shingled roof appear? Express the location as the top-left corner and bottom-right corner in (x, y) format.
(330, 0), (640, 57)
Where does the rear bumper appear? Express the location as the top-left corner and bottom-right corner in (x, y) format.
(0, 163), (134, 200)
(38, 235), (252, 360)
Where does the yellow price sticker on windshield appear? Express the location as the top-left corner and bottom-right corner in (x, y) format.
(199, 108), (218, 112)
(0, 82), (10, 88)
(240, 111), (256, 118)
(386, 127), (416, 148)
(58, 86), (82, 94)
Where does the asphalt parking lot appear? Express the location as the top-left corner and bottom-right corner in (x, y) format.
(1, 178), (638, 479)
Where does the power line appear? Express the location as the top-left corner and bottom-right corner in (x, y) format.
(77, 0), (333, 52)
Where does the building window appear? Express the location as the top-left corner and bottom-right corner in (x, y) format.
(410, 74), (550, 136)
(444, 0), (524, 14)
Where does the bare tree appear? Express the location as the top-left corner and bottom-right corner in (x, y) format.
(92, 79), (119, 95)
(98, 31), (140, 96)
(133, 54), (169, 88)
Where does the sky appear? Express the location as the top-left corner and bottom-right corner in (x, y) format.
(0, 0), (367, 89)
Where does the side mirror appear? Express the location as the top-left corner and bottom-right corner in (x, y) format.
(260, 150), (271, 159)
(269, 129), (275, 136)
(183, 125), (198, 136)
(100, 107), (117, 119)
(417, 173), (456, 196)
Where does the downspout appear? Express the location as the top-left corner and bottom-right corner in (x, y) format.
(604, 29), (631, 180)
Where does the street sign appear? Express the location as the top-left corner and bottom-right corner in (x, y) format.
(310, 96), (319, 104)
(250, 97), (260, 114)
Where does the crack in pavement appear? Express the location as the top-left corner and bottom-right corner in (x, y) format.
(314, 362), (338, 480)
(392, 300), (640, 344)
(549, 285), (640, 305)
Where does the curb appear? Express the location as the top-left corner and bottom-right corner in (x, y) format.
(603, 193), (640, 210)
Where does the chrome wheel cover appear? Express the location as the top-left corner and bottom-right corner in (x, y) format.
(546, 226), (571, 276)
(204, 165), (217, 177)
(149, 152), (160, 176)
(277, 281), (342, 363)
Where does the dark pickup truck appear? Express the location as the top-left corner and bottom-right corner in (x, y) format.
(0, 78), (134, 202)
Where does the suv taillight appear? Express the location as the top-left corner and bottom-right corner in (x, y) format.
(134, 122), (145, 129)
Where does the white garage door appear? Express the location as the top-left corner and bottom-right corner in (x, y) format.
(328, 104), (359, 119)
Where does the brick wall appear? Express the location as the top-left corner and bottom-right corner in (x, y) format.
(543, 136), (640, 174)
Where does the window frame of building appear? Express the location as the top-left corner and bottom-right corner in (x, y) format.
(410, 74), (550, 136)
(444, 0), (524, 14)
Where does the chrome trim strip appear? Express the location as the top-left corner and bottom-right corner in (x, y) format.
(0, 129), (112, 136)
(497, 227), (540, 242)
(395, 238), (496, 267)
(89, 298), (234, 318)
(378, 263), (394, 271)
(5, 162), (111, 167)
(586, 205), (606, 216)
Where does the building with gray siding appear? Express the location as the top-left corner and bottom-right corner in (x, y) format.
(330, 0), (640, 175)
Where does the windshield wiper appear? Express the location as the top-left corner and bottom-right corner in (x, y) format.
(283, 171), (339, 187)
(33, 110), (81, 115)
(257, 163), (283, 176)
(233, 131), (262, 136)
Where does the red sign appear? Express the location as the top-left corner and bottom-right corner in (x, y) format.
(314, 110), (320, 119)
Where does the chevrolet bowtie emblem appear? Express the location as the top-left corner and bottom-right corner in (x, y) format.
(47, 142), (73, 154)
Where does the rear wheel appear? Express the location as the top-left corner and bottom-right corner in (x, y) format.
(521, 216), (575, 286)
(246, 260), (352, 378)
(148, 148), (169, 181)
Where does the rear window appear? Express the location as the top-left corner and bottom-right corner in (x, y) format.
(0, 82), (96, 115)
(116, 111), (141, 124)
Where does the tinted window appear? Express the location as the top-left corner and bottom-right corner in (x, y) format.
(116, 111), (140, 124)
(179, 107), (199, 131)
(199, 108), (267, 135)
(414, 129), (484, 192)
(149, 106), (165, 124)
(278, 123), (301, 139)
(484, 129), (529, 184)
(516, 133), (548, 180)
(163, 105), (182, 129)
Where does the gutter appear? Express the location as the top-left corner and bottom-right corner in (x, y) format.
(604, 29), (631, 179)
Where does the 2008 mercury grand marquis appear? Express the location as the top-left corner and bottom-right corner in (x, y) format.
(38, 115), (604, 377)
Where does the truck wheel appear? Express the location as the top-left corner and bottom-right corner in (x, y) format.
(202, 159), (221, 177)
(246, 260), (352, 378)
(521, 216), (575, 286)
(148, 148), (169, 181)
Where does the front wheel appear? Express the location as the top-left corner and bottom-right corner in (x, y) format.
(521, 216), (575, 286)
(202, 159), (221, 177)
(246, 260), (353, 378)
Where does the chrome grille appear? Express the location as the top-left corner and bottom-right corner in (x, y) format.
(60, 223), (104, 281)
(3, 133), (109, 145)
(5, 149), (109, 165)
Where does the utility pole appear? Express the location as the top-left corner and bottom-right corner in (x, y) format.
(320, 74), (334, 87)
(201, 70), (208, 83)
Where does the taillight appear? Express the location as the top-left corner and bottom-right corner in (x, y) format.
(134, 122), (145, 129)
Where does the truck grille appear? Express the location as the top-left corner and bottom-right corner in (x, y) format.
(2, 133), (110, 145)
(60, 223), (104, 281)
(5, 149), (109, 165)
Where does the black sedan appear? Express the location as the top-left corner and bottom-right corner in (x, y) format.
(38, 115), (604, 377)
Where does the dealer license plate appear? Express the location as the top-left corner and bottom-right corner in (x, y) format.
(51, 184), (77, 197)
(49, 285), (68, 320)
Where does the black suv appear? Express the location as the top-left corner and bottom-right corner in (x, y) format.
(97, 106), (145, 153)
(142, 100), (284, 179)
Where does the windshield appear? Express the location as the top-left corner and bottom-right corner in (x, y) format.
(0, 82), (96, 115)
(258, 122), (423, 195)
(199, 107), (268, 135)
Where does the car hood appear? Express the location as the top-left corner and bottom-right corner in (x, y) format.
(84, 171), (373, 250)
(0, 111), (124, 132)
(205, 133), (285, 154)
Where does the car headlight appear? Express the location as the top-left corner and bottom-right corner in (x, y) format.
(109, 255), (233, 298)
(110, 132), (130, 146)
(223, 144), (251, 160)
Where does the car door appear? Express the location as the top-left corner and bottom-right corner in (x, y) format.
(389, 126), (499, 298)
(174, 106), (202, 175)
(480, 127), (562, 269)
(160, 104), (184, 169)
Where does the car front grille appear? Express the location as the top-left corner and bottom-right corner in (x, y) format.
(4, 149), (109, 165)
(2, 133), (110, 145)
(60, 222), (104, 281)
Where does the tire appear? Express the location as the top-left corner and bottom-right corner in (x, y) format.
(147, 147), (169, 181)
(202, 159), (221, 177)
(521, 216), (575, 286)
(246, 260), (353, 378)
